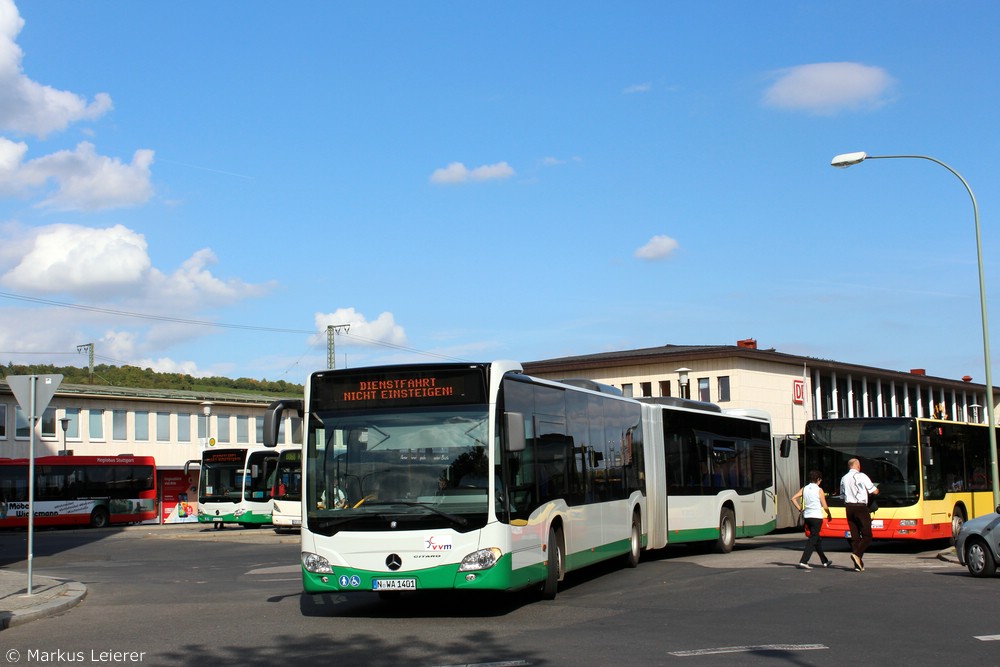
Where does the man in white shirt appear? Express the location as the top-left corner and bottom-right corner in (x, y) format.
(840, 458), (879, 571)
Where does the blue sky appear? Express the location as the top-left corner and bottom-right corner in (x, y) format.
(1, 1), (999, 385)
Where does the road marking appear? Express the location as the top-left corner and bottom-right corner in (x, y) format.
(669, 644), (828, 657)
(974, 634), (1000, 641)
(434, 662), (531, 667)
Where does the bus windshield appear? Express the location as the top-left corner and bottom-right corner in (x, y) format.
(804, 419), (919, 508)
(307, 405), (491, 534)
(199, 450), (245, 503)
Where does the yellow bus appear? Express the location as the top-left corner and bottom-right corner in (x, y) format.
(804, 417), (997, 541)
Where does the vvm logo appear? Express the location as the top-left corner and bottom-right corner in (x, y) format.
(424, 535), (453, 551)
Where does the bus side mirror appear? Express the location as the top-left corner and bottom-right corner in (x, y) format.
(779, 438), (792, 458)
(263, 399), (303, 447)
(505, 412), (525, 452)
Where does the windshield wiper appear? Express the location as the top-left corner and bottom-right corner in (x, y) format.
(361, 501), (469, 526)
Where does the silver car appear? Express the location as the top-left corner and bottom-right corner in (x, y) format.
(956, 507), (1000, 577)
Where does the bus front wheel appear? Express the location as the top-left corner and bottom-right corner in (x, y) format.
(89, 507), (109, 529)
(715, 507), (735, 554)
(952, 506), (967, 544)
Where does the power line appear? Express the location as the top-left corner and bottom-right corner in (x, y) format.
(0, 290), (470, 362)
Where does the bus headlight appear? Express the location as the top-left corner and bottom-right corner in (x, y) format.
(899, 520), (918, 527)
(302, 551), (334, 574)
(458, 547), (502, 572)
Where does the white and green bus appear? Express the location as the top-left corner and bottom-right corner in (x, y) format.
(193, 446), (280, 529)
(263, 361), (776, 598)
(271, 447), (302, 531)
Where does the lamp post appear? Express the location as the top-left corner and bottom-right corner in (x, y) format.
(676, 368), (692, 400)
(201, 402), (214, 447)
(830, 151), (999, 508)
(58, 416), (70, 456)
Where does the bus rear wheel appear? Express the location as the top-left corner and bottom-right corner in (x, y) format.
(623, 514), (641, 568)
(542, 525), (564, 600)
(715, 507), (735, 554)
(89, 507), (109, 529)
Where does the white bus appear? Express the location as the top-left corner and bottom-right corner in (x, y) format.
(192, 446), (280, 529)
(271, 448), (302, 531)
(263, 362), (777, 598)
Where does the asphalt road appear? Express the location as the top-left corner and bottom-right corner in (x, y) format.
(1, 524), (998, 667)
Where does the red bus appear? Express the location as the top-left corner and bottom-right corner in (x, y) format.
(0, 455), (157, 528)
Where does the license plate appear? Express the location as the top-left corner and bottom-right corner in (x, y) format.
(372, 578), (416, 591)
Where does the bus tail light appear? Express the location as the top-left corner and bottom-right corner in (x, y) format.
(302, 551), (333, 574)
(459, 547), (502, 572)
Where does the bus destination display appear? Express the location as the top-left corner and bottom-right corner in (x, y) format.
(313, 366), (487, 409)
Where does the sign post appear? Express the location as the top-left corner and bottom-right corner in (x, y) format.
(7, 374), (63, 595)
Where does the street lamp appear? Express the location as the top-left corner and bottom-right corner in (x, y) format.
(830, 151), (999, 508)
(58, 416), (70, 456)
(676, 368), (692, 400)
(201, 401), (213, 447)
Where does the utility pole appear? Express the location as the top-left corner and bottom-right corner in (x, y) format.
(326, 324), (350, 369)
(77, 343), (94, 384)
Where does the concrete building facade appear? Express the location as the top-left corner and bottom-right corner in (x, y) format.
(0, 381), (299, 468)
(522, 339), (997, 439)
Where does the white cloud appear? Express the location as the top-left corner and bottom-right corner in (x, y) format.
(0, 0), (112, 138)
(147, 248), (273, 308)
(0, 140), (154, 210)
(312, 308), (407, 348)
(762, 62), (896, 115)
(0, 223), (272, 305)
(623, 82), (651, 94)
(430, 161), (515, 184)
(2, 223), (151, 295)
(635, 235), (680, 261)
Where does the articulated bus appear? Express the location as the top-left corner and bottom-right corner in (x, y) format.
(271, 448), (302, 531)
(192, 447), (280, 529)
(804, 417), (997, 541)
(263, 361), (777, 599)
(0, 455), (157, 528)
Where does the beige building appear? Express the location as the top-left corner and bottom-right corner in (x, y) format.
(522, 339), (997, 439)
(0, 380), (300, 468)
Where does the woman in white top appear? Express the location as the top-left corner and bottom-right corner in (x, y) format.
(791, 470), (833, 570)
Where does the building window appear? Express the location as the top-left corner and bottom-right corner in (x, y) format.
(198, 413), (208, 441)
(41, 407), (56, 438)
(112, 410), (128, 440)
(640, 382), (652, 397)
(89, 409), (105, 440)
(622, 383), (634, 398)
(217, 415), (230, 444)
(236, 415), (249, 444)
(659, 380), (671, 398)
(0, 404), (6, 438)
(177, 413), (191, 443)
(64, 408), (80, 439)
(698, 378), (710, 402)
(156, 412), (171, 442)
(255, 416), (264, 444)
(15, 406), (29, 439)
(718, 376), (731, 402)
(291, 417), (303, 444)
(134, 411), (149, 441)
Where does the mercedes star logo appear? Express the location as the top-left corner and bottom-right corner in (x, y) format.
(385, 553), (402, 571)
